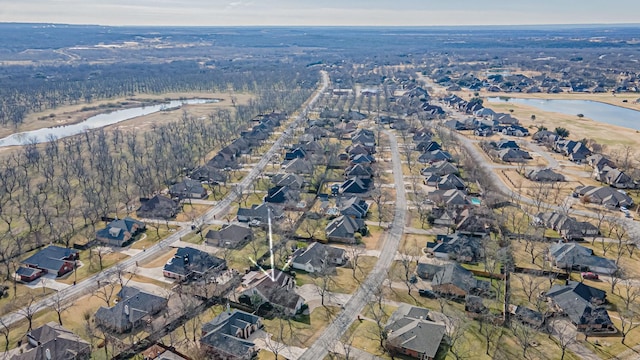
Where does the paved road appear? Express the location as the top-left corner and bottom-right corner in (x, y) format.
(0, 70), (329, 329)
(440, 105), (640, 243)
(299, 129), (407, 360)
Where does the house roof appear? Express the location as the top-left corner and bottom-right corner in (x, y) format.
(95, 286), (167, 331)
(96, 217), (145, 243)
(137, 195), (179, 219)
(200, 331), (256, 358)
(265, 186), (289, 204)
(547, 281), (606, 304)
(21, 246), (77, 273)
(282, 157), (313, 174)
(291, 242), (346, 271)
(345, 164), (373, 178)
(430, 234), (483, 261)
(547, 283), (612, 327)
(340, 177), (369, 194)
(384, 305), (445, 359)
(253, 270), (302, 311)
(575, 186), (634, 207)
(421, 161), (459, 177)
(526, 168), (565, 182)
(549, 242), (617, 272)
(15, 322), (90, 360)
(169, 179), (206, 196)
(16, 267), (41, 278)
(237, 203), (284, 222)
(416, 263), (443, 280)
(337, 196), (369, 218)
(325, 215), (362, 240)
(163, 247), (226, 278)
(272, 173), (305, 189)
(432, 263), (478, 292)
(202, 309), (260, 336)
(205, 223), (252, 244)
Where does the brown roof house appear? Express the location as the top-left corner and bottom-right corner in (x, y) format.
(11, 322), (91, 360)
(384, 305), (445, 360)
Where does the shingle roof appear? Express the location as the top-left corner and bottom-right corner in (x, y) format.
(163, 247), (226, 278)
(385, 305), (445, 359)
(21, 246), (77, 273)
(95, 286), (167, 332)
(14, 322), (90, 360)
(291, 242), (346, 271)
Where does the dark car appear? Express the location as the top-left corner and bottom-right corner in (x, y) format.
(419, 289), (437, 299)
(409, 275), (418, 284)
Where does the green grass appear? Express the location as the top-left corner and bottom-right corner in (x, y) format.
(294, 256), (377, 294)
(261, 306), (340, 348)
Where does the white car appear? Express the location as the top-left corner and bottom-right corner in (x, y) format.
(621, 206), (629, 212)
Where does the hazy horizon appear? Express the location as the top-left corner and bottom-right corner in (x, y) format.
(1, 1), (639, 27)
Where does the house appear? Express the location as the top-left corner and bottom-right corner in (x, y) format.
(574, 185), (634, 208)
(350, 153), (376, 165)
(474, 108), (496, 118)
(190, 164), (228, 184)
(169, 179), (207, 199)
(426, 234), (484, 263)
(337, 196), (370, 218)
(421, 161), (459, 177)
(352, 129), (376, 147)
(200, 308), (261, 360)
(163, 247), (226, 281)
(501, 125), (529, 137)
(428, 189), (469, 208)
(18, 246), (78, 281)
(272, 173), (306, 190)
(142, 344), (191, 360)
(137, 195), (180, 220)
(532, 130), (560, 144)
(547, 242), (617, 275)
(344, 164), (374, 179)
(418, 150), (453, 164)
(465, 295), (488, 317)
(429, 207), (460, 226)
(436, 174), (466, 191)
(282, 157), (314, 174)
(594, 166), (637, 189)
(237, 203), (284, 223)
(494, 139), (519, 149)
(431, 264), (490, 298)
(508, 305), (545, 328)
(291, 242), (347, 273)
(496, 148), (532, 162)
(325, 215), (366, 243)
(95, 286), (168, 333)
(545, 281), (614, 333)
(474, 126), (494, 137)
(554, 140), (591, 163)
(284, 147), (307, 161)
(412, 129), (433, 142)
(264, 186), (290, 204)
(339, 177), (371, 195)
(415, 263), (444, 280)
(241, 269), (304, 316)
(384, 305), (445, 360)
(12, 322), (91, 360)
(455, 211), (495, 236)
(526, 168), (565, 182)
(205, 223), (253, 248)
(415, 141), (441, 152)
(95, 217), (146, 247)
(535, 212), (598, 240)
(587, 154), (616, 171)
(346, 143), (372, 157)
(493, 113), (520, 125)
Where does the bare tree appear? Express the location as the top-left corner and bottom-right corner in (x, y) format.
(616, 280), (640, 345)
(0, 316), (10, 352)
(511, 321), (537, 360)
(549, 318), (577, 360)
(264, 317), (290, 360)
(16, 294), (41, 332)
(49, 290), (68, 326)
(445, 313), (472, 360)
(515, 273), (545, 303)
(346, 246), (366, 280)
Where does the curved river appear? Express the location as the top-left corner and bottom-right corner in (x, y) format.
(487, 97), (640, 131)
(0, 98), (218, 147)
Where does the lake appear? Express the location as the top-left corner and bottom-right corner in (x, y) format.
(0, 98), (219, 147)
(486, 97), (640, 131)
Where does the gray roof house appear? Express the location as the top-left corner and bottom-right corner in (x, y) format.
(242, 269), (304, 316)
(282, 157), (314, 174)
(594, 166), (637, 189)
(237, 203), (284, 224)
(137, 195), (180, 220)
(420, 161), (459, 177)
(546, 281), (614, 333)
(431, 264), (490, 298)
(548, 242), (617, 275)
(325, 215), (366, 243)
(337, 196), (370, 218)
(535, 212), (599, 240)
(436, 174), (466, 191)
(574, 186), (634, 208)
(428, 189), (469, 208)
(20, 245), (78, 279)
(169, 179), (207, 199)
(272, 173), (306, 190)
(163, 247), (227, 281)
(13, 322), (91, 360)
(526, 168), (565, 182)
(291, 242), (347, 273)
(496, 148), (532, 162)
(339, 177), (371, 195)
(426, 234), (484, 263)
(205, 223), (253, 248)
(200, 309), (261, 360)
(95, 286), (168, 333)
(384, 305), (445, 360)
(95, 217), (146, 247)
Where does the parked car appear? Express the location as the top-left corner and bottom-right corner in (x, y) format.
(409, 275), (418, 284)
(419, 289), (438, 299)
(581, 272), (599, 280)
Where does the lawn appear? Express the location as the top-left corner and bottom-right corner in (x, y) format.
(130, 226), (175, 250)
(139, 248), (177, 268)
(58, 250), (130, 285)
(295, 256), (377, 294)
(261, 306), (340, 348)
(361, 225), (386, 250)
(175, 203), (211, 222)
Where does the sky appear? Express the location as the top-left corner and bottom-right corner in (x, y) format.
(0, 0), (639, 26)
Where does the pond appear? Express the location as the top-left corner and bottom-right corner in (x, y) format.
(486, 97), (640, 131)
(0, 98), (219, 147)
